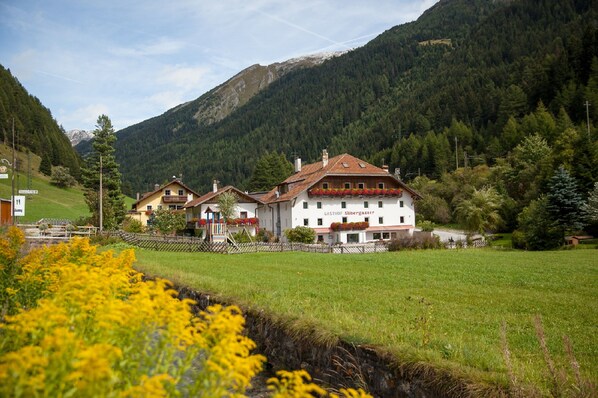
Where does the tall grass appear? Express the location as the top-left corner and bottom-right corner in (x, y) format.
(131, 248), (598, 394)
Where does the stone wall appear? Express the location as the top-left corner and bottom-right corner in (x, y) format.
(175, 286), (503, 398)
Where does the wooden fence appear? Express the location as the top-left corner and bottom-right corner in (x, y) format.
(117, 232), (389, 254)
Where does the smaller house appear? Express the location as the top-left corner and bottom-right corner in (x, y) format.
(184, 181), (263, 242)
(129, 178), (201, 227)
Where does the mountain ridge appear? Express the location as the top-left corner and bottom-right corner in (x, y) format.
(113, 0), (597, 194)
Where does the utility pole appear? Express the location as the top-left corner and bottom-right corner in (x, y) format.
(585, 100), (591, 139)
(99, 155), (103, 233)
(11, 118), (15, 226)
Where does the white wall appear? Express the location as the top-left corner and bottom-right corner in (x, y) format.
(258, 191), (417, 244)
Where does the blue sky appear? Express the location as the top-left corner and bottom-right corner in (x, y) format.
(0, 0), (434, 132)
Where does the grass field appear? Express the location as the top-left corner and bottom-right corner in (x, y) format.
(130, 247), (598, 394)
(0, 143), (135, 223)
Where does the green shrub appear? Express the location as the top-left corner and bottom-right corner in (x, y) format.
(284, 226), (316, 243)
(122, 217), (144, 233)
(387, 235), (443, 251)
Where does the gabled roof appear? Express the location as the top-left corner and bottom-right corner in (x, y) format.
(132, 178), (201, 207)
(260, 153), (421, 203)
(184, 185), (264, 209)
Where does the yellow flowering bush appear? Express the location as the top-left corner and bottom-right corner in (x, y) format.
(0, 229), (371, 398)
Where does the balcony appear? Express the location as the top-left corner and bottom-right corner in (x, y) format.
(308, 188), (402, 197)
(162, 195), (188, 203)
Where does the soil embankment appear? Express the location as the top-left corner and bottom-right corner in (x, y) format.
(176, 286), (500, 398)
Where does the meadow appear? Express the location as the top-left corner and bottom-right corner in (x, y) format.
(0, 144), (135, 223)
(132, 247), (598, 394)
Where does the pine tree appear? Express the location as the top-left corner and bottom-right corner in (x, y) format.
(39, 153), (52, 176)
(546, 166), (585, 238)
(81, 115), (126, 229)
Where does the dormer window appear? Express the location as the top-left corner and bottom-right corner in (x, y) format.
(342, 162), (349, 168)
(344, 182), (351, 189)
(322, 182), (329, 189)
(359, 162), (366, 168)
(378, 182), (385, 189)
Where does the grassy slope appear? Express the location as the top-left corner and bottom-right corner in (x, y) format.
(131, 248), (598, 393)
(0, 144), (134, 223)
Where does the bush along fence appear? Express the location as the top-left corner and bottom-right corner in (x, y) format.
(117, 232), (486, 254)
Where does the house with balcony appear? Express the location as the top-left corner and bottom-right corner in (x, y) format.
(257, 150), (421, 244)
(184, 181), (263, 242)
(129, 178), (201, 226)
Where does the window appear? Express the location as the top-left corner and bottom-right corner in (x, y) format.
(303, 218), (309, 226)
(169, 205), (176, 210)
(378, 201), (383, 208)
(347, 233), (359, 243)
(157, 205), (162, 210)
(341, 201), (346, 209)
(400, 200), (404, 208)
(364, 217), (369, 223)
(240, 211), (248, 219)
(364, 201), (369, 208)
(317, 218), (323, 226)
(344, 182), (351, 189)
(378, 217), (383, 224)
(383, 232), (390, 240)
(317, 235), (324, 242)
(342, 217), (348, 223)
(373, 232), (381, 240)
(165, 189), (171, 196)
(178, 189), (184, 195)
(146, 205), (152, 211)
(322, 182), (329, 189)
(359, 162), (366, 168)
(378, 182), (385, 189)
(400, 216), (405, 223)
(342, 162), (349, 168)
(358, 182), (365, 189)
(317, 202), (322, 209)
(303, 202), (308, 209)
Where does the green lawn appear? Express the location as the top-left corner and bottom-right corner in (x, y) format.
(0, 174), (89, 223)
(130, 248), (598, 394)
(0, 142), (135, 223)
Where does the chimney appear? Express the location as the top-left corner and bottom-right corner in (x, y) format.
(213, 179), (219, 193)
(136, 192), (140, 201)
(154, 183), (160, 191)
(294, 157), (302, 173)
(322, 149), (329, 167)
(382, 164), (389, 173)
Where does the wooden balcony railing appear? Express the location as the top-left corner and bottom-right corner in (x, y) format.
(162, 195), (187, 203)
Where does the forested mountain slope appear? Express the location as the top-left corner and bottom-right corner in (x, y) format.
(115, 0), (597, 194)
(0, 65), (81, 178)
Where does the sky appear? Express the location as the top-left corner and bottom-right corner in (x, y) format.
(0, 0), (435, 132)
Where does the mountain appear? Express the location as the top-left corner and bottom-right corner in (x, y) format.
(115, 0), (598, 194)
(0, 65), (82, 178)
(185, 52), (346, 126)
(65, 129), (93, 146)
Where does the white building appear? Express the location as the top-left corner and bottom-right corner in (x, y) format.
(258, 151), (421, 244)
(184, 181), (263, 241)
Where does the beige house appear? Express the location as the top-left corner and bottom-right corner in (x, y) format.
(129, 178), (201, 226)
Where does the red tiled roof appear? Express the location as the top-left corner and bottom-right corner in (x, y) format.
(184, 185), (264, 208)
(260, 153), (421, 203)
